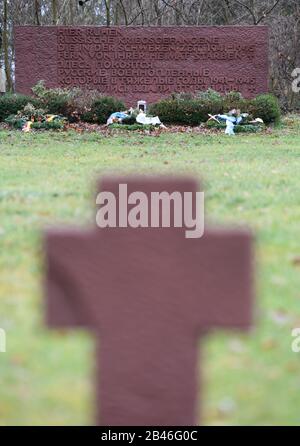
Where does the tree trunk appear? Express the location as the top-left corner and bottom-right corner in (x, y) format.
(52, 0), (58, 25)
(69, 0), (75, 25)
(154, 1), (162, 26)
(105, 0), (111, 26)
(34, 0), (41, 25)
(3, 0), (13, 91)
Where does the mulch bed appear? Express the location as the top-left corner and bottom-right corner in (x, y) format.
(67, 122), (219, 135)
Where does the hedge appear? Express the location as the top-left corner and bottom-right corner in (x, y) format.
(149, 92), (280, 126)
(248, 94), (281, 125)
(0, 94), (41, 122)
(88, 96), (126, 124)
(0, 87), (280, 127)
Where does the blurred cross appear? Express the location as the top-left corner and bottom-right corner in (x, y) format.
(45, 176), (254, 425)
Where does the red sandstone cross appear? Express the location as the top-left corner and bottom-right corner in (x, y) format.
(45, 176), (254, 426)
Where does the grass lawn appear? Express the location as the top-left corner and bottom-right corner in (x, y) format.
(0, 120), (300, 425)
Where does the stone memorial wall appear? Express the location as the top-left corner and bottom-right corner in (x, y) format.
(15, 26), (268, 105)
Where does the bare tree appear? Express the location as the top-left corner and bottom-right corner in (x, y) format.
(2, 0), (12, 91)
(230, 0), (281, 25)
(69, 0), (75, 25)
(104, 0), (111, 26)
(34, 0), (41, 25)
(52, 0), (58, 25)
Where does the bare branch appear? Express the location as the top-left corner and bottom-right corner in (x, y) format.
(256, 0), (281, 25)
(232, 0), (257, 24)
(160, 0), (189, 25)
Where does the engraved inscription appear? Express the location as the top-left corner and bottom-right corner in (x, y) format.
(14, 26), (268, 103)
